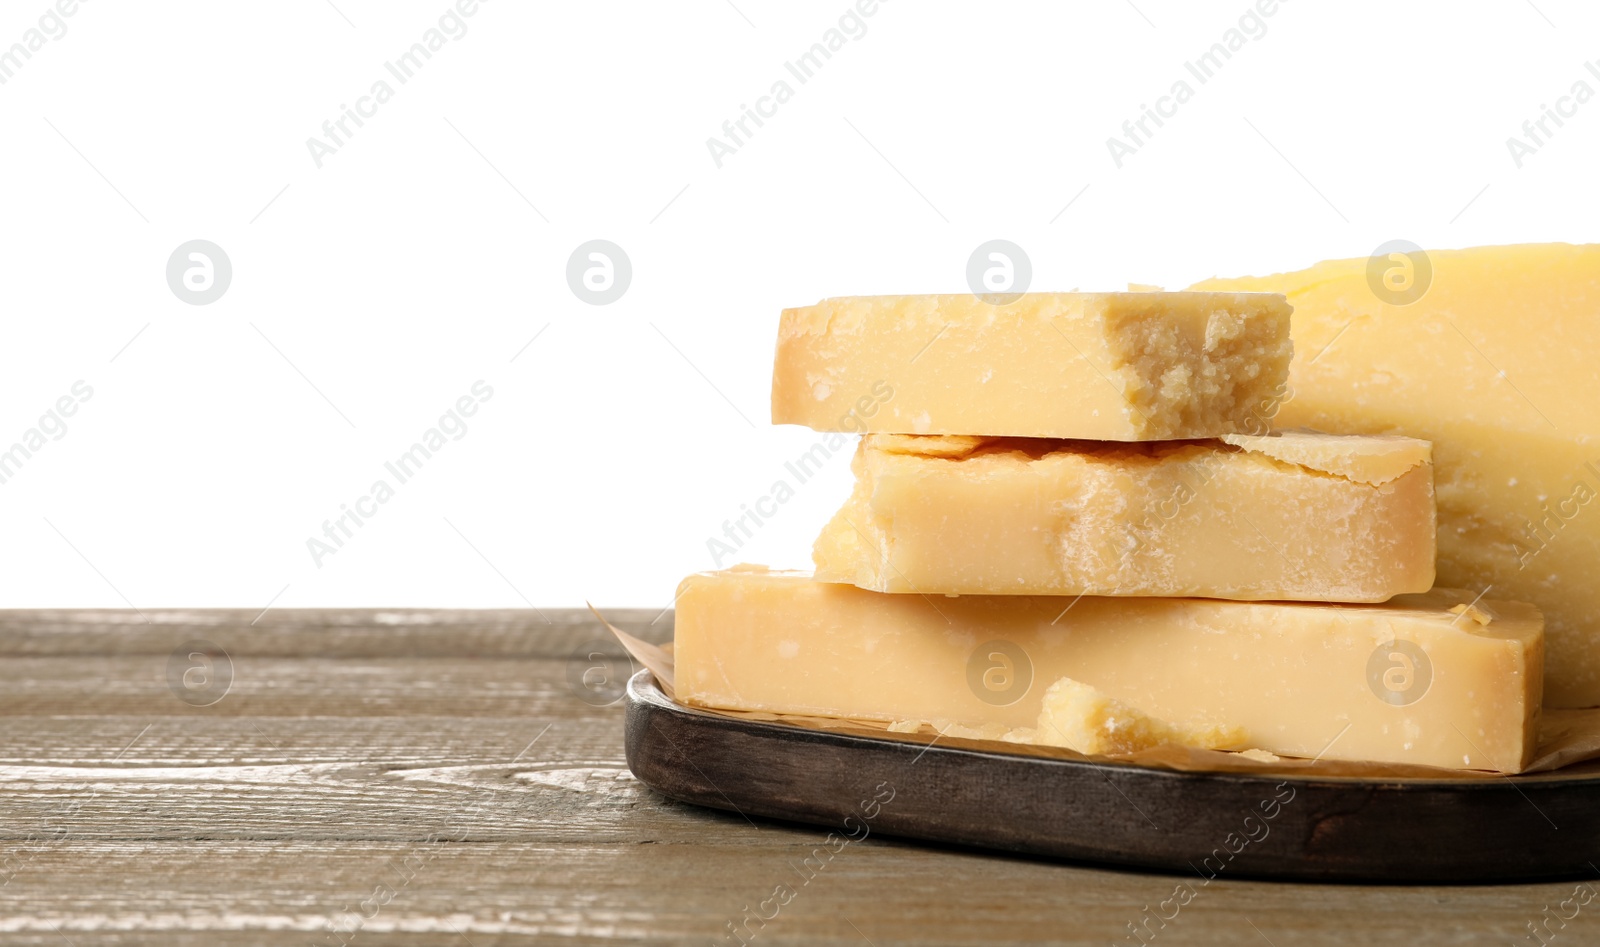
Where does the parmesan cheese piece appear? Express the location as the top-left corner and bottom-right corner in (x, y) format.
(1034, 678), (1246, 755)
(1193, 243), (1600, 706)
(812, 431), (1434, 601)
(1220, 429), (1431, 486)
(772, 292), (1293, 441)
(673, 567), (1545, 773)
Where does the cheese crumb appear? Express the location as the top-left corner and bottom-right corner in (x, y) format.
(935, 720), (1027, 742)
(1448, 603), (1495, 626)
(1034, 677), (1246, 755)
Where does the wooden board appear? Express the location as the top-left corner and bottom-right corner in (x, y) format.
(1, 608), (1596, 945)
(626, 670), (1600, 883)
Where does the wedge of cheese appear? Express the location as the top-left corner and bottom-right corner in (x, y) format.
(812, 430), (1435, 601)
(1193, 243), (1600, 706)
(674, 567), (1544, 773)
(772, 293), (1293, 441)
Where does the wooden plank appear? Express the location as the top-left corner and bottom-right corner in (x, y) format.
(0, 610), (1585, 945)
(0, 837), (1576, 946)
(0, 608), (672, 656)
(0, 655), (626, 716)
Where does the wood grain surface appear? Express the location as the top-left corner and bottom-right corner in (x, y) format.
(0, 609), (1590, 946)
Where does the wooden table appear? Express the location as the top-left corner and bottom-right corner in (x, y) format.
(0, 610), (1582, 945)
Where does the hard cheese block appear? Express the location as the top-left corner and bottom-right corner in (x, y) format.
(1192, 243), (1600, 706)
(674, 567), (1544, 773)
(812, 430), (1435, 601)
(772, 293), (1292, 440)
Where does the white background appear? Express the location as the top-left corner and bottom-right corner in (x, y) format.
(1, 0), (1595, 611)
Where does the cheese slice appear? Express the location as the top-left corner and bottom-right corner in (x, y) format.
(772, 292), (1293, 440)
(673, 567), (1544, 773)
(1220, 429), (1430, 486)
(812, 431), (1435, 601)
(1192, 243), (1600, 706)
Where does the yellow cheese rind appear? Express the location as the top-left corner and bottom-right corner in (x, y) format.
(771, 292), (1293, 441)
(812, 432), (1436, 601)
(1221, 429), (1431, 485)
(1193, 243), (1600, 706)
(1034, 678), (1247, 755)
(674, 568), (1544, 773)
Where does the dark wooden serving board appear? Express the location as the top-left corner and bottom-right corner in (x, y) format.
(624, 670), (1600, 883)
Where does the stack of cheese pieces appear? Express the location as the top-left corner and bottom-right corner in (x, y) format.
(672, 291), (1546, 774)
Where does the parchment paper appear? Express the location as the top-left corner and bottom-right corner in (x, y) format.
(593, 607), (1600, 779)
